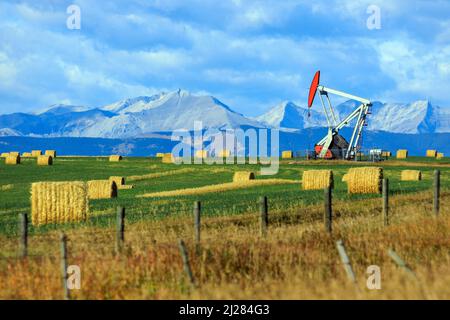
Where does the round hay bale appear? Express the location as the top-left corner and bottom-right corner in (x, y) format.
(109, 176), (126, 189)
(396, 149), (408, 159)
(233, 171), (256, 182)
(31, 181), (88, 226)
(162, 153), (174, 164)
(45, 150), (56, 158)
(5, 154), (20, 165)
(347, 167), (383, 194)
(156, 153), (165, 158)
(218, 149), (231, 157)
(31, 150), (42, 157)
(1, 152), (9, 158)
(426, 150), (437, 158)
(109, 155), (122, 162)
(401, 170), (422, 181)
(87, 180), (118, 199)
(195, 150), (208, 158)
(302, 170), (333, 190)
(37, 155), (53, 166)
(22, 152), (32, 157)
(437, 153), (444, 160)
(9, 152), (20, 157)
(282, 151), (293, 159)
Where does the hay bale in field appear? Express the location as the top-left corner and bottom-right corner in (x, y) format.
(437, 153), (444, 159)
(282, 151), (293, 159)
(109, 176), (129, 190)
(1, 152), (9, 157)
(119, 185), (134, 190)
(87, 180), (118, 199)
(396, 149), (408, 159)
(156, 153), (164, 158)
(346, 167), (383, 194)
(302, 170), (333, 190)
(381, 151), (392, 157)
(37, 155), (53, 166)
(5, 154), (20, 165)
(162, 153), (174, 164)
(31, 150), (42, 157)
(9, 152), (19, 157)
(195, 150), (208, 158)
(45, 150), (56, 158)
(109, 155), (122, 162)
(22, 152), (32, 157)
(342, 173), (349, 182)
(233, 171), (256, 182)
(218, 149), (231, 157)
(31, 181), (88, 226)
(426, 150), (437, 158)
(401, 170), (422, 181)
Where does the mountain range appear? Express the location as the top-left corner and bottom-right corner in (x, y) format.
(0, 89), (449, 138)
(0, 90), (449, 155)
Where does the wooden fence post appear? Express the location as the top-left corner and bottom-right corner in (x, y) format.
(387, 249), (417, 280)
(60, 233), (70, 300)
(324, 186), (332, 233)
(382, 178), (389, 226)
(18, 213), (28, 258)
(116, 206), (125, 254)
(433, 170), (440, 216)
(260, 196), (268, 237)
(178, 239), (196, 287)
(194, 201), (201, 244)
(336, 240), (356, 284)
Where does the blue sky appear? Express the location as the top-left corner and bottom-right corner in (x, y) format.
(0, 0), (449, 116)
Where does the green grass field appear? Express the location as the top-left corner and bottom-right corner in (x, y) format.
(0, 156), (448, 236)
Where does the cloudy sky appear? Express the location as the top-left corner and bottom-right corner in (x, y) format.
(0, 0), (449, 116)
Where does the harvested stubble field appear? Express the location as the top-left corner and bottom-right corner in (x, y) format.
(0, 156), (449, 299)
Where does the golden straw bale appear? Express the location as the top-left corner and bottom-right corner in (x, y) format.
(233, 171), (256, 182)
(381, 151), (392, 157)
(87, 180), (118, 199)
(45, 150), (56, 158)
(37, 155), (53, 166)
(5, 154), (20, 165)
(401, 170), (422, 181)
(1, 152), (9, 157)
(109, 176), (130, 190)
(156, 153), (164, 158)
(31, 150), (42, 157)
(9, 152), (19, 157)
(426, 150), (437, 158)
(342, 173), (349, 182)
(22, 152), (32, 157)
(396, 150), (408, 159)
(218, 149), (231, 157)
(302, 170), (333, 190)
(162, 153), (174, 164)
(347, 167), (383, 194)
(195, 150), (208, 158)
(437, 153), (444, 159)
(282, 151), (293, 159)
(31, 181), (89, 226)
(119, 185), (134, 190)
(109, 155), (122, 162)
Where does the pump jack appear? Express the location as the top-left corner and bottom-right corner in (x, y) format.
(307, 71), (372, 159)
